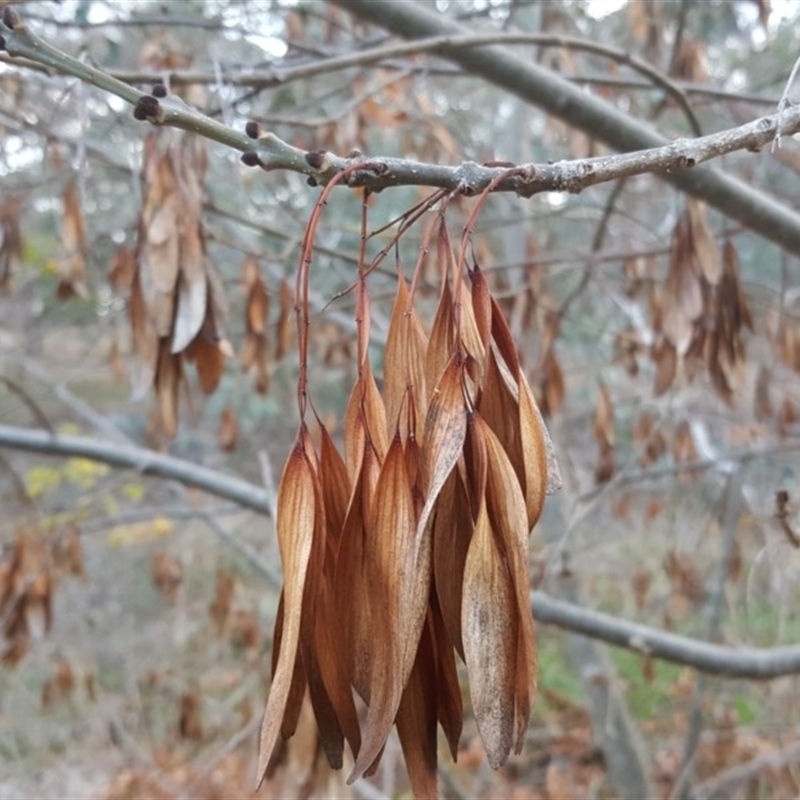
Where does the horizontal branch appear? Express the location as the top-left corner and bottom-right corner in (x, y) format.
(2, 421), (800, 680)
(0, 423), (271, 515)
(532, 592), (800, 679)
(2, 8), (800, 229)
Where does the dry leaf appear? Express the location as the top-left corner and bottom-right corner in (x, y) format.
(653, 340), (677, 396)
(185, 334), (226, 395)
(0, 197), (22, 293)
(673, 420), (699, 464)
(687, 200), (720, 285)
(593, 381), (614, 449)
(217, 403), (239, 451)
(57, 181), (89, 300)
(462, 497), (516, 769)
(209, 570), (235, 631)
(395, 617), (439, 800)
(257, 432), (318, 785)
(179, 690), (203, 741)
(151, 550), (182, 601)
(349, 431), (431, 782)
(383, 271), (428, 440)
(108, 246), (136, 295)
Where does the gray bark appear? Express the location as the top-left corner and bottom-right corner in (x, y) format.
(331, 0), (800, 258)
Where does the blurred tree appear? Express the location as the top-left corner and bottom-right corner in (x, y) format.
(2, 1), (800, 799)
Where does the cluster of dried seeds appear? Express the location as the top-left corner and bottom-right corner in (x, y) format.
(258, 174), (560, 797)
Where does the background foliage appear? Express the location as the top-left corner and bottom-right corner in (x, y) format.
(2, 1), (800, 798)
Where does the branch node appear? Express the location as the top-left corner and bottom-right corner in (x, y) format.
(458, 181), (477, 197)
(513, 164), (538, 197)
(2, 6), (21, 30)
(563, 162), (592, 193)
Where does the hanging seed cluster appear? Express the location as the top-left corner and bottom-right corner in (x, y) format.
(130, 133), (230, 438)
(258, 171), (561, 797)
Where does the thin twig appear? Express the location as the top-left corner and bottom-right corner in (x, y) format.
(0, 52), (782, 107)
(0, 28), (705, 131)
(694, 738), (800, 800)
(0, 376), (53, 432)
(773, 51), (800, 151)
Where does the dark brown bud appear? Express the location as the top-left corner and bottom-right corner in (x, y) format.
(306, 176), (318, 187)
(245, 120), (261, 139)
(151, 83), (167, 98)
(133, 94), (161, 122)
(304, 150), (326, 170)
(241, 150), (262, 167)
(2, 6), (21, 29)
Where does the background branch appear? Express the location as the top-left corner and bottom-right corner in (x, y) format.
(0, 423), (270, 515)
(2, 422), (800, 681)
(331, 0), (800, 258)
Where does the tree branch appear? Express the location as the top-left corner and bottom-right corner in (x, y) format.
(0, 422), (271, 515)
(1, 52), (776, 107)
(2, 421), (800, 680)
(3, 6), (800, 248)
(531, 592), (800, 679)
(331, 0), (800, 259)
(0, 30), (702, 133)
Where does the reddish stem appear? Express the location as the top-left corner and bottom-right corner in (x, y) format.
(294, 163), (381, 419)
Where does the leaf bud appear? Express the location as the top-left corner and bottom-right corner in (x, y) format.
(151, 83), (167, 98)
(241, 150), (263, 167)
(304, 150), (327, 170)
(245, 120), (261, 139)
(133, 94), (161, 122)
(2, 6), (21, 29)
